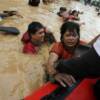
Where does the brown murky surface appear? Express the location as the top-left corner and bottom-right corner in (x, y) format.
(0, 0), (100, 100)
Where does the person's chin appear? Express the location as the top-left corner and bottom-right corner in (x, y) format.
(66, 43), (75, 47)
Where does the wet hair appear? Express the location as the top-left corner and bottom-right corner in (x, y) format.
(60, 21), (80, 45)
(59, 7), (67, 12)
(71, 10), (78, 16)
(28, 0), (40, 6)
(27, 21), (44, 39)
(57, 7), (67, 17)
(44, 31), (56, 44)
(28, 21), (44, 34)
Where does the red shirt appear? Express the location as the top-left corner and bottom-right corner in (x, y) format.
(21, 32), (30, 43)
(23, 42), (39, 54)
(50, 42), (73, 59)
(66, 15), (76, 21)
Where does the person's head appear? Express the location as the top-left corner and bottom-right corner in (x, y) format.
(60, 7), (67, 12)
(71, 10), (78, 17)
(28, 0), (40, 6)
(28, 22), (45, 44)
(60, 21), (80, 48)
(57, 7), (67, 17)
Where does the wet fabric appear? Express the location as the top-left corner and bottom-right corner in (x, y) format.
(21, 32), (30, 43)
(66, 15), (76, 21)
(56, 47), (100, 79)
(23, 42), (39, 54)
(50, 42), (73, 59)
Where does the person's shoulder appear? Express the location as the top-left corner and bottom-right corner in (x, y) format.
(52, 42), (63, 48)
(23, 42), (36, 54)
(21, 32), (30, 43)
(53, 42), (62, 46)
(50, 42), (63, 53)
(24, 42), (34, 49)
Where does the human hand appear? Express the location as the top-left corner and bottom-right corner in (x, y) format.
(47, 67), (58, 76)
(54, 73), (76, 87)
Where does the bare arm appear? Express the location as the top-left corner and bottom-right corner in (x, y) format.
(46, 52), (59, 75)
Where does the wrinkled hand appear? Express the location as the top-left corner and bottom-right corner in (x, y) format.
(54, 73), (76, 87)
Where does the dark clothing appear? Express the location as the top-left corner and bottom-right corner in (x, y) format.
(84, 0), (91, 5)
(44, 31), (56, 44)
(94, 79), (100, 100)
(56, 47), (100, 79)
(28, 0), (40, 6)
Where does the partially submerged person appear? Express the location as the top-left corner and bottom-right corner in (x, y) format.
(28, 0), (40, 6)
(0, 26), (20, 35)
(52, 35), (100, 87)
(57, 7), (70, 21)
(57, 7), (67, 16)
(46, 21), (80, 85)
(57, 7), (84, 25)
(22, 22), (45, 54)
(0, 11), (23, 19)
(22, 21), (56, 54)
(67, 10), (80, 21)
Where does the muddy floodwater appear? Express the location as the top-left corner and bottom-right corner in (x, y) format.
(0, 0), (100, 100)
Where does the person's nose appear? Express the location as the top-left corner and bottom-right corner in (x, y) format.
(69, 36), (74, 39)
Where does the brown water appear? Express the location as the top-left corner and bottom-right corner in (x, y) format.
(0, 0), (100, 100)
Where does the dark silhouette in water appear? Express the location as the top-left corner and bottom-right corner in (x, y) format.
(28, 0), (40, 6)
(0, 26), (20, 35)
(84, 0), (91, 5)
(0, 11), (23, 19)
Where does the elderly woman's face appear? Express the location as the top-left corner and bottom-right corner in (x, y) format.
(63, 30), (79, 47)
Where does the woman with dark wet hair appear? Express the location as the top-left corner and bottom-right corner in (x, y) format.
(46, 21), (80, 84)
(22, 21), (45, 54)
(22, 21), (56, 54)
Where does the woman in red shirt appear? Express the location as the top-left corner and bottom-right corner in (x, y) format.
(22, 21), (56, 54)
(22, 22), (45, 54)
(46, 21), (80, 86)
